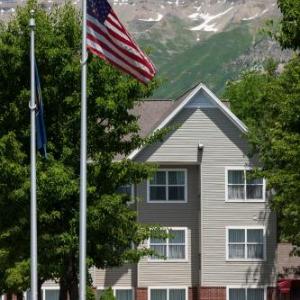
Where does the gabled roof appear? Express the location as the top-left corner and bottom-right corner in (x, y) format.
(129, 83), (247, 160)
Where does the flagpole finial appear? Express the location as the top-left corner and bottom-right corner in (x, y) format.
(29, 10), (35, 28)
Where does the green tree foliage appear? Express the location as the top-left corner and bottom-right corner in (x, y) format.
(0, 1), (161, 298)
(99, 288), (115, 300)
(224, 0), (300, 251)
(277, 0), (300, 50)
(224, 57), (300, 247)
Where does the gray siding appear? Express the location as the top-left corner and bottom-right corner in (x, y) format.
(92, 265), (137, 287)
(137, 165), (200, 287)
(136, 107), (277, 286)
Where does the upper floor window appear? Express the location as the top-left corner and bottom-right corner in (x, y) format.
(117, 184), (134, 204)
(226, 227), (265, 261)
(148, 170), (187, 203)
(227, 287), (265, 300)
(149, 227), (187, 261)
(226, 167), (265, 202)
(150, 288), (187, 300)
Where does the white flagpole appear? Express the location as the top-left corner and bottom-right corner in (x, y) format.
(29, 10), (38, 300)
(79, 0), (88, 296)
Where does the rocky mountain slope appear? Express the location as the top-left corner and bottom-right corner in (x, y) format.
(111, 0), (290, 98)
(0, 0), (291, 98)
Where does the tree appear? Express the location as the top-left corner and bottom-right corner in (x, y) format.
(277, 0), (300, 50)
(0, 1), (162, 298)
(223, 0), (300, 251)
(224, 57), (300, 248)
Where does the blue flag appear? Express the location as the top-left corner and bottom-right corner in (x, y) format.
(35, 61), (47, 158)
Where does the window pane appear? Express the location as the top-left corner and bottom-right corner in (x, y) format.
(247, 288), (264, 300)
(45, 290), (59, 300)
(246, 171), (263, 185)
(246, 185), (263, 199)
(116, 290), (133, 300)
(169, 230), (185, 243)
(150, 171), (166, 184)
(169, 289), (185, 300)
(247, 229), (263, 243)
(150, 235), (166, 244)
(169, 245), (185, 259)
(150, 186), (166, 201)
(247, 244), (263, 259)
(229, 289), (246, 300)
(150, 245), (167, 258)
(228, 185), (245, 200)
(117, 185), (132, 196)
(228, 170), (244, 184)
(229, 244), (245, 259)
(168, 171), (185, 185)
(151, 290), (167, 300)
(168, 186), (185, 201)
(229, 229), (245, 243)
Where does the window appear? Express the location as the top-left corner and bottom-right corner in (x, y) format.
(96, 289), (133, 300)
(227, 227), (265, 261)
(150, 288), (187, 300)
(226, 167), (265, 202)
(44, 289), (59, 300)
(117, 184), (134, 204)
(148, 170), (187, 202)
(149, 228), (187, 261)
(227, 287), (265, 300)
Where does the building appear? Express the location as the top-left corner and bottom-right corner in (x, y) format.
(91, 83), (277, 300)
(2, 83), (278, 300)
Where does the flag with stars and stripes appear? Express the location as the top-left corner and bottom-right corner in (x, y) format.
(86, 0), (156, 84)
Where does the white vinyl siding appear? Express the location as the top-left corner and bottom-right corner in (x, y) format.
(225, 167), (265, 202)
(149, 287), (187, 300)
(149, 228), (187, 262)
(226, 227), (266, 261)
(227, 287), (266, 300)
(147, 170), (187, 203)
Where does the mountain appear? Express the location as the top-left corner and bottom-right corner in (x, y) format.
(0, 0), (291, 98)
(111, 0), (290, 98)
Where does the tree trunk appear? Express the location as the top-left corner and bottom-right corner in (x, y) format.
(16, 292), (23, 300)
(59, 276), (69, 300)
(59, 255), (79, 300)
(68, 256), (79, 300)
(38, 279), (43, 300)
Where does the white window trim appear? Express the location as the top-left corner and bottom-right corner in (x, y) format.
(226, 286), (267, 300)
(225, 166), (266, 203)
(96, 287), (134, 300)
(148, 227), (188, 262)
(226, 226), (266, 262)
(147, 169), (188, 203)
(42, 287), (60, 300)
(148, 287), (188, 300)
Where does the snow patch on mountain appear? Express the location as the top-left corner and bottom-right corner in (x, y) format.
(138, 13), (164, 22)
(189, 7), (233, 32)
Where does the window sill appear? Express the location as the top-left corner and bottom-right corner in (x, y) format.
(225, 200), (265, 203)
(147, 259), (189, 263)
(147, 200), (187, 204)
(226, 258), (266, 262)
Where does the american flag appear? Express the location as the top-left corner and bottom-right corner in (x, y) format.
(87, 0), (156, 84)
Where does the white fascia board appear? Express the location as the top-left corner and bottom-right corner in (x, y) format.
(128, 83), (248, 160)
(200, 83), (248, 133)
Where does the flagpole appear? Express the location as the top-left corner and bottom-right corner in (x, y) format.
(79, 0), (88, 296)
(29, 10), (38, 300)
